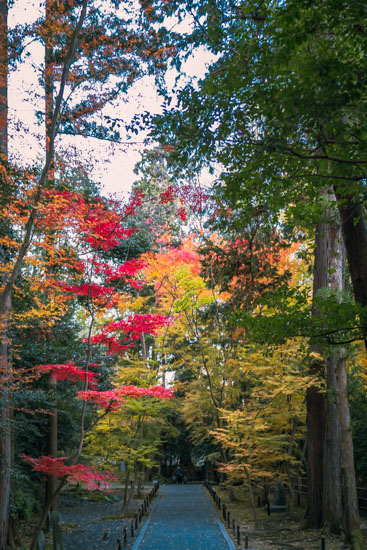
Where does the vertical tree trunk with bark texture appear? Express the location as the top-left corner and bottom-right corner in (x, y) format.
(46, 377), (58, 510)
(323, 221), (343, 534)
(330, 191), (364, 548)
(0, 0), (6, 156)
(44, 0), (58, 509)
(0, 2), (10, 547)
(306, 222), (327, 528)
(310, 198), (362, 546)
(323, 355), (342, 534)
(0, 0), (88, 318)
(0, 294), (11, 550)
(45, 0), (54, 181)
(335, 354), (364, 549)
(333, 187), (367, 350)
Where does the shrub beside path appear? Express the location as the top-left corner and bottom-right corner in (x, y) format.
(132, 484), (235, 550)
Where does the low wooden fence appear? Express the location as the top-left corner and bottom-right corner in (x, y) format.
(204, 482), (250, 549)
(116, 479), (367, 550)
(118, 481), (160, 549)
(292, 477), (367, 512)
(36, 482), (160, 550)
(205, 480), (367, 550)
(357, 486), (367, 512)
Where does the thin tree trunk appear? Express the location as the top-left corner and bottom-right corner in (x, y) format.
(0, 294), (11, 550)
(0, 2), (10, 546)
(46, 377), (58, 510)
(0, 0), (88, 317)
(30, 476), (68, 550)
(45, 0), (54, 180)
(141, 332), (147, 363)
(123, 468), (131, 515)
(0, 0), (7, 157)
(137, 475), (143, 498)
(124, 477), (136, 515)
(44, 1), (57, 508)
(286, 418), (298, 519)
(247, 474), (258, 527)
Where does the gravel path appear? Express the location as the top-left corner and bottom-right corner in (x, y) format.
(133, 485), (235, 550)
(60, 499), (130, 550)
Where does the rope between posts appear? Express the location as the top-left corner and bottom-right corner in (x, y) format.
(120, 481), (160, 549)
(205, 480), (366, 550)
(204, 481), (247, 548)
(291, 476), (367, 511)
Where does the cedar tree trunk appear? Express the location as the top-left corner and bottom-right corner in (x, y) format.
(323, 354), (342, 534)
(333, 187), (367, 349)
(323, 220), (343, 533)
(306, 222), (327, 528)
(335, 354), (364, 549)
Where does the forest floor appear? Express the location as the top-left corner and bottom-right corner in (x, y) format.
(210, 485), (367, 550)
(18, 485), (154, 550)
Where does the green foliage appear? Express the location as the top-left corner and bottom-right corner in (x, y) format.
(84, 359), (175, 478)
(152, 0), (367, 229)
(12, 486), (41, 521)
(211, 341), (312, 484)
(6, 1), (367, 539)
(144, 238), (311, 482)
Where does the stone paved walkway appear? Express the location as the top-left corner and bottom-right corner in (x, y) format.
(133, 484), (235, 550)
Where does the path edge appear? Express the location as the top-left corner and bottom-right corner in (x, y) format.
(131, 484), (166, 550)
(201, 485), (236, 550)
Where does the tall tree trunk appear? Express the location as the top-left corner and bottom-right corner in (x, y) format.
(335, 354), (364, 549)
(0, 0), (88, 317)
(247, 473), (258, 527)
(46, 377), (58, 510)
(312, 197), (362, 546)
(0, 2), (10, 547)
(323, 220), (343, 534)
(45, 0), (54, 181)
(44, 0), (57, 509)
(329, 191), (363, 547)
(0, 0), (7, 157)
(123, 467), (130, 514)
(333, 187), (367, 350)
(0, 294), (11, 550)
(141, 332), (147, 363)
(306, 222), (327, 528)
(286, 418), (298, 519)
(323, 355), (342, 534)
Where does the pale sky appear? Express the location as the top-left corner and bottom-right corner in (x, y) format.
(9, 1), (212, 198)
